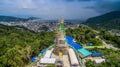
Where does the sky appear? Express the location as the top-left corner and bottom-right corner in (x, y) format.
(0, 0), (120, 20)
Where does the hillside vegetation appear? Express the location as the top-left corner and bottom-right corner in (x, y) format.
(86, 48), (120, 67)
(66, 26), (102, 46)
(99, 29), (120, 48)
(85, 11), (120, 30)
(66, 25), (120, 48)
(0, 24), (54, 67)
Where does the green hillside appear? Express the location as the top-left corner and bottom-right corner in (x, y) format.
(85, 11), (120, 30)
(0, 24), (54, 67)
(0, 16), (28, 22)
(0, 16), (38, 22)
(66, 26), (102, 46)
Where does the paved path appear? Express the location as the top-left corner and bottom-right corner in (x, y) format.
(102, 40), (118, 50)
(63, 55), (70, 67)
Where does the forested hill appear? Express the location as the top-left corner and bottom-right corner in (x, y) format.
(0, 16), (38, 22)
(85, 11), (120, 30)
(0, 24), (54, 67)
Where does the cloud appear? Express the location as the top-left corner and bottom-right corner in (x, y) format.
(0, 0), (98, 19)
(77, 0), (95, 1)
(88, 0), (120, 13)
(0, 0), (120, 20)
(64, 0), (96, 2)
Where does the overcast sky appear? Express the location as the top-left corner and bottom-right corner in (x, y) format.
(0, 0), (120, 20)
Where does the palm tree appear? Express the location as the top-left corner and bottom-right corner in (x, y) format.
(22, 45), (31, 64)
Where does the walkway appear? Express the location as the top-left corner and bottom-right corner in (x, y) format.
(63, 55), (70, 67)
(102, 40), (118, 50)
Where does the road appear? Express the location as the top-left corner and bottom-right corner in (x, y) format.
(102, 40), (118, 50)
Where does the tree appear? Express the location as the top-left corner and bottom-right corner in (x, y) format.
(3, 47), (23, 67)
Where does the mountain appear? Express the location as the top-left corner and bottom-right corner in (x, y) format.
(27, 17), (39, 20)
(0, 16), (38, 22)
(85, 11), (120, 30)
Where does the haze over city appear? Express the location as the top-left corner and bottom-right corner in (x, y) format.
(0, 0), (120, 20)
